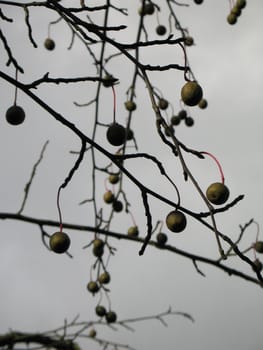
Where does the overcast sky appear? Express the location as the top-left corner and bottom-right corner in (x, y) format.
(0, 1), (263, 350)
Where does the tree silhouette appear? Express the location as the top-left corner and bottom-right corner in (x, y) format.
(0, 0), (261, 349)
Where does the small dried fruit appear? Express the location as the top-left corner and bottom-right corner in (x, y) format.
(87, 281), (100, 294)
(158, 98), (169, 110)
(109, 174), (120, 184)
(206, 182), (230, 205)
(227, 13), (237, 25)
(127, 226), (139, 237)
(185, 116), (194, 127)
(156, 25), (167, 36)
(156, 232), (168, 246)
(125, 100), (137, 111)
(254, 241), (263, 254)
(252, 258), (263, 272)
(105, 311), (117, 323)
(44, 38), (55, 50)
(49, 231), (70, 254)
(98, 271), (111, 284)
(181, 81), (203, 106)
(103, 191), (115, 204)
(6, 105), (25, 125)
(107, 123), (126, 146)
(184, 36), (194, 46)
(95, 305), (106, 317)
(89, 329), (97, 338)
(198, 99), (208, 109)
(112, 200), (123, 212)
(171, 115), (181, 126)
(166, 210), (187, 233)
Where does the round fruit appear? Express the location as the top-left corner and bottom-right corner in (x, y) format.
(89, 329), (97, 338)
(93, 239), (104, 250)
(156, 25), (167, 36)
(112, 200), (123, 212)
(184, 36), (194, 46)
(98, 271), (111, 284)
(178, 110), (187, 119)
(181, 81), (203, 106)
(105, 311), (117, 323)
(156, 232), (168, 246)
(106, 123), (126, 146)
(227, 13), (237, 25)
(6, 105), (25, 125)
(171, 115), (181, 126)
(108, 173), (120, 184)
(93, 239), (104, 258)
(144, 3), (155, 15)
(198, 98), (208, 109)
(95, 305), (106, 317)
(158, 98), (169, 110)
(185, 116), (194, 127)
(254, 241), (263, 254)
(87, 281), (100, 294)
(138, 3), (155, 16)
(236, 0), (246, 9)
(127, 226), (139, 237)
(231, 6), (241, 16)
(125, 100), (136, 111)
(103, 190), (115, 204)
(252, 258), (263, 272)
(206, 182), (230, 205)
(49, 231), (71, 254)
(102, 74), (115, 87)
(166, 210), (187, 233)
(44, 38), (55, 50)
(92, 246), (104, 258)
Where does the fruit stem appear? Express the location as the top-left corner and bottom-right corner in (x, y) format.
(112, 86), (116, 123)
(14, 68), (18, 105)
(129, 210), (137, 226)
(201, 151), (225, 184)
(57, 186), (63, 232)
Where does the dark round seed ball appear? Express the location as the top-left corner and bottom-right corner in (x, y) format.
(206, 182), (230, 205)
(156, 232), (168, 246)
(49, 231), (71, 254)
(112, 200), (123, 212)
(106, 123), (126, 146)
(156, 25), (167, 36)
(6, 105), (25, 125)
(44, 38), (55, 50)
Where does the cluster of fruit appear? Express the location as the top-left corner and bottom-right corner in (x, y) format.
(85, 238), (117, 323)
(227, 0), (246, 25)
(165, 182), (230, 234)
(137, 1), (196, 48)
(253, 241), (263, 272)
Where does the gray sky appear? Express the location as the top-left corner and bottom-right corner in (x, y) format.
(0, 1), (263, 350)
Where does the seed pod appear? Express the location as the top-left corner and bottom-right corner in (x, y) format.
(166, 211), (187, 233)
(6, 105), (25, 125)
(44, 38), (55, 50)
(206, 182), (230, 205)
(107, 123), (126, 146)
(49, 231), (71, 254)
(181, 81), (203, 106)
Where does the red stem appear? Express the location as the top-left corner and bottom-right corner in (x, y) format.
(201, 151), (225, 184)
